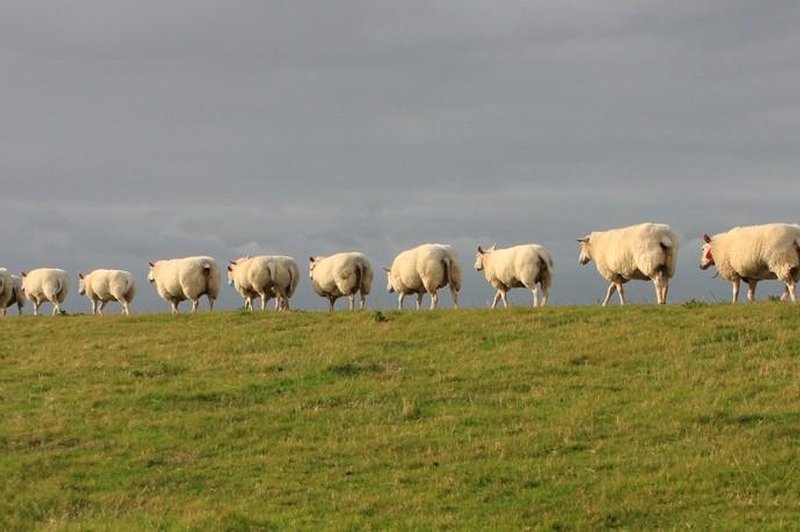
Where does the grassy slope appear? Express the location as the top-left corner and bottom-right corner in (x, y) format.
(2, 304), (800, 529)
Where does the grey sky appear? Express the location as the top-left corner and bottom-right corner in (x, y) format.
(2, 1), (799, 312)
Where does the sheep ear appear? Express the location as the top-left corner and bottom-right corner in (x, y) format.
(148, 262), (155, 268)
(227, 265), (233, 272)
(703, 234), (712, 244)
(309, 256), (315, 263)
(21, 271), (27, 277)
(577, 237), (589, 243)
(477, 245), (484, 254)
(383, 267), (391, 273)
(78, 273), (84, 279)
(228, 259), (237, 265)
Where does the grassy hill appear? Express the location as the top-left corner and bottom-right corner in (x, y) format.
(2, 304), (800, 529)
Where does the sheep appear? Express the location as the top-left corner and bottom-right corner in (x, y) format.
(20, 268), (69, 316)
(78, 269), (136, 315)
(0, 269), (24, 316)
(699, 223), (800, 303)
(227, 255), (300, 311)
(578, 222), (678, 306)
(147, 256), (220, 313)
(474, 244), (554, 308)
(384, 243), (462, 310)
(308, 252), (373, 311)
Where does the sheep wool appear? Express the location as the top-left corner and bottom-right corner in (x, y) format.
(148, 256), (220, 313)
(578, 222), (678, 306)
(309, 252), (373, 311)
(474, 244), (554, 308)
(78, 269), (136, 315)
(700, 223), (800, 303)
(385, 243), (462, 310)
(21, 268), (69, 316)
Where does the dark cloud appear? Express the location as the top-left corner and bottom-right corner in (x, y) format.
(2, 1), (799, 311)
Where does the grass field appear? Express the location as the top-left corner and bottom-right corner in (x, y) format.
(2, 303), (800, 529)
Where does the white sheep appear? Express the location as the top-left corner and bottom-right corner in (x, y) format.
(147, 256), (220, 313)
(384, 243), (462, 310)
(700, 223), (800, 303)
(0, 269), (25, 316)
(228, 255), (300, 311)
(578, 222), (678, 306)
(20, 268), (69, 316)
(474, 244), (554, 308)
(78, 269), (136, 315)
(308, 252), (373, 311)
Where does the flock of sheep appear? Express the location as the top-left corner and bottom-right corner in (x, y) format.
(2, 222), (800, 316)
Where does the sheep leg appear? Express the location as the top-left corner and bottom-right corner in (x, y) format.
(499, 290), (508, 308)
(415, 293), (423, 310)
(359, 292), (366, 310)
(450, 286), (459, 309)
(327, 296), (335, 312)
(540, 284), (549, 307)
(191, 299), (200, 313)
(0, 307), (5, 317)
(602, 284), (615, 307)
(122, 301), (130, 315)
(398, 293), (406, 310)
(531, 286), (538, 308)
(615, 282), (626, 305)
(731, 280), (740, 303)
(52, 302), (61, 316)
(91, 300), (98, 315)
(787, 282), (797, 302)
(347, 294), (356, 311)
(430, 291), (438, 310)
(746, 280), (758, 303)
(98, 300), (108, 315)
(661, 278), (669, 304)
(33, 300), (40, 316)
(652, 277), (662, 305)
(491, 291), (502, 309)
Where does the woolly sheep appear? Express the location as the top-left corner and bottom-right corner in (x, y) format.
(147, 256), (220, 313)
(578, 222), (678, 306)
(78, 269), (136, 315)
(20, 268), (69, 316)
(227, 255), (300, 311)
(474, 244), (554, 308)
(384, 243), (462, 310)
(700, 223), (800, 303)
(0, 269), (24, 316)
(308, 252), (373, 311)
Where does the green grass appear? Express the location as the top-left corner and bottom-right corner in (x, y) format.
(2, 304), (800, 529)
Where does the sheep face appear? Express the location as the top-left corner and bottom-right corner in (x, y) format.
(699, 234), (714, 270)
(308, 257), (320, 280)
(384, 268), (395, 293)
(577, 238), (592, 265)
(227, 261), (238, 286)
(474, 244), (497, 270)
(147, 263), (156, 283)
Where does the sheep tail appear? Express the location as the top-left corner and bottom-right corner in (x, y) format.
(125, 276), (137, 302)
(537, 254), (553, 289)
(354, 262), (364, 295)
(659, 236), (675, 276)
(442, 257), (452, 289)
(201, 262), (212, 295)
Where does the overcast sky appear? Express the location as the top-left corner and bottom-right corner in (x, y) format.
(2, 1), (800, 312)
